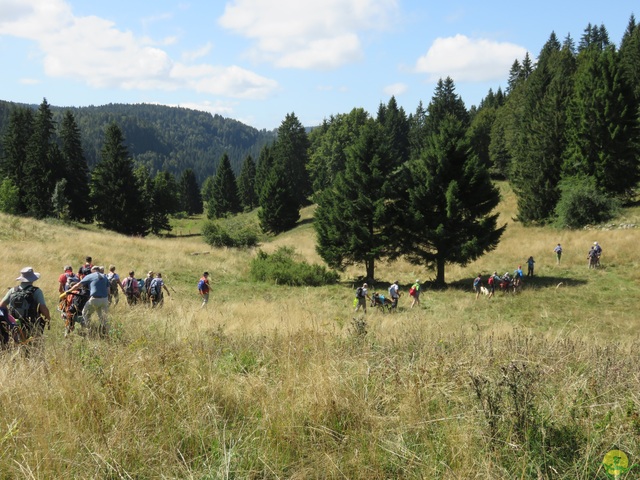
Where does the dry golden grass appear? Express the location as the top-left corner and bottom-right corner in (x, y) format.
(1, 185), (639, 478)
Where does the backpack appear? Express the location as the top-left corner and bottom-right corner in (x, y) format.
(488, 276), (494, 286)
(65, 273), (79, 291)
(8, 285), (39, 322)
(79, 264), (92, 278)
(409, 286), (416, 296)
(198, 278), (209, 293)
(473, 277), (481, 287)
(108, 275), (119, 295)
(124, 277), (135, 295)
(356, 287), (363, 298)
(149, 279), (161, 297)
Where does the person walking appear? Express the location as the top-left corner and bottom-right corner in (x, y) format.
(473, 274), (483, 300)
(107, 265), (125, 305)
(354, 283), (369, 313)
(409, 279), (421, 308)
(553, 244), (562, 264)
(526, 256), (535, 277)
(388, 280), (400, 310)
(149, 272), (170, 308)
(143, 271), (154, 304)
(0, 267), (51, 347)
(198, 272), (210, 308)
(67, 265), (110, 337)
(78, 256), (93, 279)
(122, 271), (140, 306)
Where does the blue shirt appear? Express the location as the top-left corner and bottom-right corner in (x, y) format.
(79, 272), (110, 298)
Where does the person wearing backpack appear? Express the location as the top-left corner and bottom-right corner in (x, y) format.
(0, 267), (51, 344)
(143, 271), (154, 304)
(388, 280), (400, 310)
(473, 274), (483, 300)
(198, 272), (210, 308)
(122, 271), (140, 306)
(354, 283), (369, 313)
(149, 272), (170, 308)
(107, 265), (125, 305)
(78, 256), (93, 279)
(0, 306), (17, 348)
(67, 265), (110, 337)
(409, 280), (421, 308)
(58, 265), (79, 293)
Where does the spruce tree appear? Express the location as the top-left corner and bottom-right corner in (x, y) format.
(179, 168), (203, 215)
(258, 159), (300, 234)
(307, 108), (369, 193)
(207, 153), (241, 219)
(148, 171), (177, 235)
(564, 46), (639, 198)
(23, 98), (59, 218)
(510, 35), (575, 223)
(91, 123), (147, 235)
(0, 107), (34, 214)
(237, 155), (258, 211)
(254, 143), (274, 199)
(314, 119), (391, 280)
(274, 113), (310, 206)
(59, 110), (91, 222)
(401, 82), (504, 286)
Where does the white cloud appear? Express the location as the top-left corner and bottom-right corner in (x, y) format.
(0, 0), (278, 99)
(182, 42), (213, 62)
(219, 0), (398, 70)
(415, 34), (527, 82)
(383, 82), (407, 96)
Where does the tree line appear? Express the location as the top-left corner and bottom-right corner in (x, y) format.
(1, 15), (638, 283)
(0, 100), (203, 236)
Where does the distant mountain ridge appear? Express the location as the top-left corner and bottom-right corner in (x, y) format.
(0, 100), (276, 182)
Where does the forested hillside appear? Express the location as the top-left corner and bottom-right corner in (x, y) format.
(0, 101), (275, 181)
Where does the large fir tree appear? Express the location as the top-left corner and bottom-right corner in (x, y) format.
(274, 113), (310, 206)
(23, 98), (60, 218)
(148, 171), (178, 235)
(236, 154), (258, 211)
(207, 153), (241, 219)
(179, 168), (203, 215)
(258, 159), (300, 234)
(0, 107), (34, 213)
(564, 46), (639, 198)
(91, 123), (147, 235)
(59, 110), (91, 222)
(510, 34), (576, 223)
(401, 81), (504, 286)
(314, 119), (392, 280)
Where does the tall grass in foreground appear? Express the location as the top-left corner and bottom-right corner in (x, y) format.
(0, 184), (639, 478)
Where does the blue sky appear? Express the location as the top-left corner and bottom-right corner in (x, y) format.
(0, 1), (636, 130)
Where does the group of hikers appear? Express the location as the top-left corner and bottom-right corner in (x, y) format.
(354, 279), (422, 313)
(0, 256), (212, 350)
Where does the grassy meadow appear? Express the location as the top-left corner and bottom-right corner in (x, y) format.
(0, 183), (639, 478)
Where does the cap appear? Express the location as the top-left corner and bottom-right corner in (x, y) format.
(363, 283), (368, 287)
(64, 265), (72, 272)
(148, 271), (153, 275)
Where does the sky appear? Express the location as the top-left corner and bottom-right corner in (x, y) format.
(0, 1), (637, 131)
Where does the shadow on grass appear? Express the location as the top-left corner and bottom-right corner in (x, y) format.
(445, 275), (588, 292)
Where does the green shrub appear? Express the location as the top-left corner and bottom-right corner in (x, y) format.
(554, 176), (620, 229)
(250, 246), (339, 286)
(202, 220), (258, 248)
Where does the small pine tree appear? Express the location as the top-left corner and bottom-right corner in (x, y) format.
(207, 153), (241, 219)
